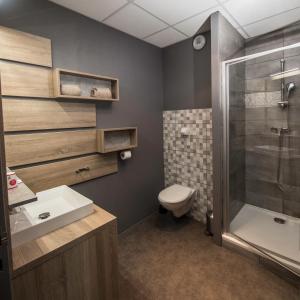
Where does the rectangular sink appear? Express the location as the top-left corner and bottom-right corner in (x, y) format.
(10, 185), (94, 248)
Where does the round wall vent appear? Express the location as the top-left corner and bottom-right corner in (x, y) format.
(193, 34), (206, 50)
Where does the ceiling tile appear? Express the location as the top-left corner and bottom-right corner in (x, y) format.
(174, 7), (240, 37)
(135, 0), (218, 25)
(243, 7), (300, 37)
(51, 0), (300, 47)
(50, 0), (128, 21)
(104, 4), (167, 39)
(145, 28), (187, 48)
(174, 7), (217, 36)
(224, 0), (300, 26)
(236, 27), (249, 38)
(217, 7), (241, 28)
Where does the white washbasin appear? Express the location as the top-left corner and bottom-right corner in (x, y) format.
(10, 185), (94, 248)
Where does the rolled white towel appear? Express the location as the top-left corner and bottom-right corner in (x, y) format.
(61, 84), (81, 96)
(90, 87), (112, 99)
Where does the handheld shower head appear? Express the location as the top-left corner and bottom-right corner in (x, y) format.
(286, 82), (296, 99)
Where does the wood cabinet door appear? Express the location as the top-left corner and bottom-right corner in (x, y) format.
(0, 96), (12, 299)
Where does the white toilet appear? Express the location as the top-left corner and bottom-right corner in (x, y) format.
(158, 184), (195, 217)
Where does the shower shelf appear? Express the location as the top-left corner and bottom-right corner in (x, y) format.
(96, 127), (138, 153)
(53, 68), (119, 102)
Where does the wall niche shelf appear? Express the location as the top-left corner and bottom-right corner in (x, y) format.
(53, 68), (119, 102)
(97, 127), (138, 153)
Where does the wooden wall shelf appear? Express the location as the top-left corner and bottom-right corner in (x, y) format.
(53, 68), (119, 102)
(97, 127), (138, 153)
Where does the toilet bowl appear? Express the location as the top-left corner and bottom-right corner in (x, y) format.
(158, 184), (195, 217)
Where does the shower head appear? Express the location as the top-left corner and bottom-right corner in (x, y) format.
(286, 82), (296, 99)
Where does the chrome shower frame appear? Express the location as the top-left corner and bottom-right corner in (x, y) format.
(221, 42), (300, 276)
(221, 41), (300, 232)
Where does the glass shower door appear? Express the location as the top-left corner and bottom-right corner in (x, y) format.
(223, 42), (300, 274)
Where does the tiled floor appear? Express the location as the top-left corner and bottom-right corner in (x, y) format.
(119, 214), (300, 300)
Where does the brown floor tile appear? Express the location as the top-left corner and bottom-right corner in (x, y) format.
(119, 214), (300, 300)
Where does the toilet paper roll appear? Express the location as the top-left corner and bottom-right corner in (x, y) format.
(120, 150), (132, 160)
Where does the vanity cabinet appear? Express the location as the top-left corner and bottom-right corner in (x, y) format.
(11, 205), (119, 300)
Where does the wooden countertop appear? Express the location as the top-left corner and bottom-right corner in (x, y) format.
(12, 204), (116, 277)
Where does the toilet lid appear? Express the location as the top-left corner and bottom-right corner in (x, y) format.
(158, 184), (194, 204)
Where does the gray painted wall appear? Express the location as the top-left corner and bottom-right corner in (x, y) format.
(0, 0), (164, 232)
(163, 32), (211, 110)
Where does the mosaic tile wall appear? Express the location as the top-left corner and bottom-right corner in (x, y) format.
(245, 91), (281, 108)
(163, 109), (213, 223)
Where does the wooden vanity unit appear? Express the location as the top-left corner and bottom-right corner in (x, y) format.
(11, 204), (119, 300)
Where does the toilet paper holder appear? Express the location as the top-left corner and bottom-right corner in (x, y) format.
(120, 150), (132, 160)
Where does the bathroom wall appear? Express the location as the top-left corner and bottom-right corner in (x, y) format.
(244, 21), (300, 218)
(163, 32), (212, 110)
(210, 12), (245, 244)
(160, 19), (213, 222)
(163, 109), (213, 222)
(0, 0), (164, 232)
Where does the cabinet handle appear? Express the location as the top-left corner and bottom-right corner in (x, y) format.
(75, 167), (90, 174)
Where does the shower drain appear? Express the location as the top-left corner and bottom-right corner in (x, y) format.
(274, 217), (286, 224)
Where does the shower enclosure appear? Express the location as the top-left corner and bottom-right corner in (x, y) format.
(222, 42), (300, 275)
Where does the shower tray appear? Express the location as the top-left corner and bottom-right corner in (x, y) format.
(230, 204), (300, 267)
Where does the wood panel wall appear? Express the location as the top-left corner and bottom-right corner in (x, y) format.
(0, 26), (118, 192)
(0, 25), (52, 67)
(2, 99), (96, 132)
(5, 129), (97, 167)
(14, 154), (118, 193)
(0, 61), (54, 98)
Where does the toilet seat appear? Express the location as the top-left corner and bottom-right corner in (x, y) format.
(158, 184), (194, 204)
